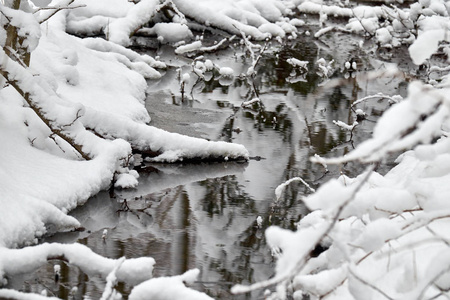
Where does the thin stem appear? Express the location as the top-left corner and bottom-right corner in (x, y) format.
(349, 267), (394, 300)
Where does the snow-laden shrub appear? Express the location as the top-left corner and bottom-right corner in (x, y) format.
(233, 82), (450, 300)
(231, 1), (450, 297)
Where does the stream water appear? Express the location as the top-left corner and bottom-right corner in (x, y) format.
(16, 30), (411, 299)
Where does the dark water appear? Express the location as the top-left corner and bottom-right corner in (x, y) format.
(16, 32), (409, 299)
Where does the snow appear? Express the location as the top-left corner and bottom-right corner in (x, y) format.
(100, 257), (125, 300)
(4, 0), (450, 298)
(333, 120), (358, 131)
(0, 1), (252, 297)
(286, 57), (308, 69)
(0, 243), (155, 284)
(219, 66), (234, 76)
(0, 289), (60, 300)
(275, 177), (315, 201)
(181, 72), (190, 83)
(4, 5), (41, 52)
(0, 107), (124, 248)
(107, 0), (160, 46)
(145, 23), (193, 44)
(175, 40), (202, 54)
(376, 27), (392, 45)
(171, 0), (289, 40)
(241, 97), (261, 108)
(409, 29), (448, 65)
(129, 269), (213, 300)
(256, 216), (263, 228)
(293, 267), (348, 296)
(114, 172), (139, 189)
(258, 23), (285, 38)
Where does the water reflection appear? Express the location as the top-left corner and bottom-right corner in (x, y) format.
(19, 32), (411, 299)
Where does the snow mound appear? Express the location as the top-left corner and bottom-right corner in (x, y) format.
(129, 269), (213, 300)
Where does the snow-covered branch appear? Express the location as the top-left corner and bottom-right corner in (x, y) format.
(129, 269), (213, 300)
(0, 243), (155, 286)
(233, 165), (376, 296)
(351, 92), (402, 107)
(0, 49), (92, 160)
(313, 82), (449, 165)
(107, 0), (169, 46)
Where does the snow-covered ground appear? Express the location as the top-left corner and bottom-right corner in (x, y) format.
(2, 0), (450, 298)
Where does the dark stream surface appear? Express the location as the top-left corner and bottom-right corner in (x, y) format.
(16, 31), (411, 299)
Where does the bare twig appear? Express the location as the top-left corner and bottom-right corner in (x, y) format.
(49, 134), (67, 155)
(4, 46), (28, 68)
(37, 1), (88, 24)
(417, 265), (450, 300)
(61, 108), (84, 129)
(33, 3), (83, 13)
(349, 266), (394, 300)
(351, 9), (375, 38)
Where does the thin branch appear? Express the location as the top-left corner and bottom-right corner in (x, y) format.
(38, 1), (87, 24)
(34, 4), (85, 13)
(426, 226), (450, 247)
(0, 8), (12, 22)
(351, 93), (400, 108)
(349, 267), (394, 300)
(49, 134), (68, 155)
(4, 46), (28, 68)
(417, 265), (450, 300)
(158, 0), (186, 24)
(351, 9), (375, 38)
(61, 108), (84, 128)
(358, 236), (450, 267)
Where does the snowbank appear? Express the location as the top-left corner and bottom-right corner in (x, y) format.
(66, 0), (294, 42)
